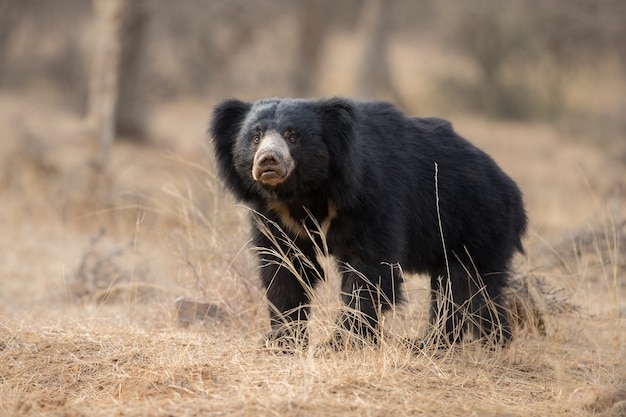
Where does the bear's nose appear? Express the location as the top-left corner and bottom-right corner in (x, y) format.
(256, 151), (282, 168)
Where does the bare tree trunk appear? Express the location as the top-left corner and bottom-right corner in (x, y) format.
(292, 0), (325, 96)
(356, 0), (405, 107)
(115, 0), (149, 139)
(87, 0), (125, 171)
(0, 0), (27, 84)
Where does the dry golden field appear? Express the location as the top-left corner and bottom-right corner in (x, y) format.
(1, 20), (625, 416)
(0, 87), (624, 416)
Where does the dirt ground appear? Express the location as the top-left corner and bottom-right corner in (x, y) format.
(0, 83), (624, 417)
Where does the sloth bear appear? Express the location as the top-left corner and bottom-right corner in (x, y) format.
(209, 97), (527, 350)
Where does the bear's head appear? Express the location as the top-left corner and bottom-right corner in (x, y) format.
(210, 98), (362, 207)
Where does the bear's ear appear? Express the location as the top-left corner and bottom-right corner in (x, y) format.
(209, 99), (251, 149)
(208, 99), (252, 198)
(319, 97), (358, 158)
(319, 97), (364, 209)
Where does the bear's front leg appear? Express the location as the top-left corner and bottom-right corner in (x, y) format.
(331, 263), (403, 349)
(254, 226), (323, 353)
(260, 260), (318, 353)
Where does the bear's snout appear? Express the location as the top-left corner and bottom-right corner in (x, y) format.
(254, 150), (286, 183)
(252, 132), (295, 186)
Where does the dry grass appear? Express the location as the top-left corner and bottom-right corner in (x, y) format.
(1, 303), (623, 416)
(0, 89), (624, 417)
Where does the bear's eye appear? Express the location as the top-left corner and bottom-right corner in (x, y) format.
(287, 133), (298, 144)
(252, 133), (261, 145)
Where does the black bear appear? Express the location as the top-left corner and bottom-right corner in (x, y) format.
(209, 97), (527, 350)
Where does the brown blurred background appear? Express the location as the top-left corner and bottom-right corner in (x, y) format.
(0, 0), (624, 311)
(1, 0), (625, 147)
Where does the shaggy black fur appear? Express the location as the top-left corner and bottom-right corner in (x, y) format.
(209, 97), (527, 349)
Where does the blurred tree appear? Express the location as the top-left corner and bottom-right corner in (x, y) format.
(87, 0), (150, 170)
(443, 0), (626, 122)
(115, 0), (150, 139)
(356, 0), (405, 107)
(446, 0), (535, 119)
(87, 0), (124, 171)
(0, 1), (28, 83)
(292, 0), (325, 96)
(531, 0), (626, 121)
(157, 1), (254, 97)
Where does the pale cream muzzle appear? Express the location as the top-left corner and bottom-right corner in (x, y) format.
(252, 131), (295, 186)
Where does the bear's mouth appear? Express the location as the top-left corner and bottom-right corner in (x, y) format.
(260, 169), (282, 183)
(255, 167), (288, 186)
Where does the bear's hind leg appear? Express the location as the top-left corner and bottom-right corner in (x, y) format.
(427, 262), (471, 347)
(427, 261), (512, 348)
(470, 271), (512, 347)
